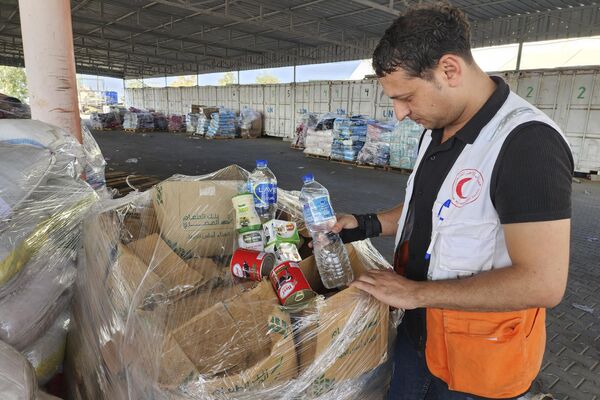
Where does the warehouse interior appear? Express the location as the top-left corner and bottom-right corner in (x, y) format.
(0, 1), (599, 399)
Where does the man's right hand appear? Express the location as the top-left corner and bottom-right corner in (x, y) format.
(332, 214), (359, 234)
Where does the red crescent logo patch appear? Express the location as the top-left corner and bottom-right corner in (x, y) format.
(451, 169), (484, 207)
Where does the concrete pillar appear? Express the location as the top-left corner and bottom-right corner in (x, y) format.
(18, 0), (82, 143)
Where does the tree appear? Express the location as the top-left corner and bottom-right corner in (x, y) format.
(218, 72), (236, 86)
(170, 75), (197, 87)
(0, 66), (28, 101)
(255, 73), (280, 85)
(125, 79), (145, 89)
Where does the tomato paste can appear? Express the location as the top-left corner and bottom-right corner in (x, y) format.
(230, 248), (276, 281)
(269, 261), (316, 307)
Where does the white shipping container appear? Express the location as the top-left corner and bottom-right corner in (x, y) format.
(330, 81), (350, 116)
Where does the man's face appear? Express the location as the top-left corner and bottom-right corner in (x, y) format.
(379, 68), (457, 129)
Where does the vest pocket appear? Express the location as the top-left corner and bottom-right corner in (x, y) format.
(441, 309), (529, 397)
(434, 220), (497, 279)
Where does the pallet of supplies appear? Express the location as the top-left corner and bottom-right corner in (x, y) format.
(66, 164), (393, 400)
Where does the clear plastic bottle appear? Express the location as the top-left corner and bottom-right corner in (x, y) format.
(299, 173), (353, 289)
(248, 159), (278, 223)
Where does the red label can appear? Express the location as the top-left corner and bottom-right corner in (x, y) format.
(269, 261), (316, 307)
(230, 249), (276, 281)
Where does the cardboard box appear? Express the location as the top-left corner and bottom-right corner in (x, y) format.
(296, 244), (389, 387)
(241, 113), (263, 138)
(152, 171), (243, 257)
(127, 233), (207, 298)
(159, 281), (298, 394)
(191, 105), (219, 118)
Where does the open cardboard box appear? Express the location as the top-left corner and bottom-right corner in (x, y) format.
(296, 244), (389, 386)
(151, 169), (243, 258)
(159, 281), (298, 395)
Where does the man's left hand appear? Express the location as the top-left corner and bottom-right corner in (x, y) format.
(350, 270), (422, 310)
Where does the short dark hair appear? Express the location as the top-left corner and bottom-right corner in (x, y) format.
(372, 3), (474, 79)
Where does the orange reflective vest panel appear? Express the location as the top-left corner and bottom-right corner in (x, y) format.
(425, 307), (546, 398)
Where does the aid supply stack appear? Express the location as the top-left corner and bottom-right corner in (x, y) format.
(167, 114), (186, 132)
(89, 112), (122, 130)
(67, 163), (393, 400)
(186, 113), (201, 134)
(357, 120), (395, 167)
(123, 111), (154, 130)
(303, 114), (337, 157)
(152, 112), (168, 131)
(195, 113), (209, 136)
(389, 118), (423, 169)
(0, 120), (98, 388)
(330, 116), (369, 162)
(206, 107), (236, 139)
(239, 108), (262, 138)
(292, 112), (318, 149)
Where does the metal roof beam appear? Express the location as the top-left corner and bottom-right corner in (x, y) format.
(350, 0), (401, 17)
(151, 0), (368, 51)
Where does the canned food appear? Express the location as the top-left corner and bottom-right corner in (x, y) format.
(269, 261), (316, 307)
(230, 248), (276, 281)
(238, 229), (265, 251)
(232, 193), (262, 233)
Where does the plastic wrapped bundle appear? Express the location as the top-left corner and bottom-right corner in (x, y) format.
(153, 112), (168, 131)
(330, 116), (369, 162)
(89, 112), (121, 130)
(0, 120), (99, 386)
(22, 312), (69, 385)
(0, 339), (37, 399)
(292, 112), (318, 148)
(186, 113), (201, 134)
(0, 94), (31, 119)
(357, 121), (395, 167)
(238, 108), (262, 139)
(195, 114), (209, 136)
(206, 108), (237, 138)
(168, 114), (186, 132)
(303, 114), (338, 157)
(124, 112), (154, 131)
(67, 165), (394, 400)
(389, 118), (423, 169)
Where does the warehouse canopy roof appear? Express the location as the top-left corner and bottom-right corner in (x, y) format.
(0, 0), (599, 79)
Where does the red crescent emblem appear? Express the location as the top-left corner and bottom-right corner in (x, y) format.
(455, 177), (472, 199)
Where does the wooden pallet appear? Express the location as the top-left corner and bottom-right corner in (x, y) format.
(206, 136), (235, 140)
(290, 144), (305, 150)
(386, 165), (413, 174)
(105, 170), (162, 197)
(124, 128), (154, 133)
(356, 162), (388, 171)
(304, 153), (330, 160)
(330, 158), (357, 166)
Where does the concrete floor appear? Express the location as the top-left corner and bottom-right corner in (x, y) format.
(92, 129), (600, 400)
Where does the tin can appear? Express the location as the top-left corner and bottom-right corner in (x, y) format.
(230, 249), (276, 281)
(232, 193), (262, 233)
(269, 261), (316, 307)
(238, 229), (265, 251)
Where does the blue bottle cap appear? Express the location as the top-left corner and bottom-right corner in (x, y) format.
(256, 159), (267, 167)
(302, 173), (314, 183)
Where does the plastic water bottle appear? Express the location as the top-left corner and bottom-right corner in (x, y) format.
(300, 173), (353, 289)
(248, 159), (278, 223)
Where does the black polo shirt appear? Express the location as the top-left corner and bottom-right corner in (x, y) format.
(397, 76), (574, 350)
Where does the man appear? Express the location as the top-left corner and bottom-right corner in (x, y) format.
(334, 4), (573, 400)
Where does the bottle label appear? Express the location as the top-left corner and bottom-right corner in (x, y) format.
(309, 196), (334, 224)
(253, 183), (277, 206)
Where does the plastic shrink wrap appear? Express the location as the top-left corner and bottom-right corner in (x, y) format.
(1, 339), (62, 400)
(168, 115), (186, 133)
(292, 112), (318, 149)
(0, 120), (98, 386)
(123, 111), (155, 130)
(90, 112), (122, 130)
(186, 113), (201, 134)
(389, 118), (423, 169)
(206, 108), (236, 139)
(330, 117), (369, 162)
(303, 114), (339, 158)
(0, 94), (31, 119)
(238, 108), (262, 139)
(357, 121), (395, 167)
(67, 164), (394, 400)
